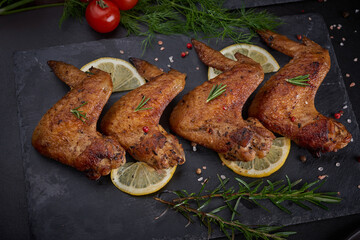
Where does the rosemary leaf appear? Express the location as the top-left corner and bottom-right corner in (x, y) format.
(134, 96), (152, 112)
(207, 83), (227, 103)
(285, 74), (310, 86)
(70, 101), (88, 123)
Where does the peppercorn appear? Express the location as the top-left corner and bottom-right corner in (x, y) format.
(143, 126), (149, 133)
(334, 113), (341, 119)
(342, 11), (350, 18)
(181, 52), (186, 58)
(186, 43), (193, 49)
(296, 34), (302, 40)
(300, 155), (307, 163)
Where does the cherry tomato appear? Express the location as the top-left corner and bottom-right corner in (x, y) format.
(85, 0), (121, 33)
(111, 0), (138, 10)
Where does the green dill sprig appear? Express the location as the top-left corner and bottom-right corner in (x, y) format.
(207, 83), (227, 102)
(134, 96), (152, 112)
(59, 0), (87, 28)
(155, 176), (340, 239)
(70, 101), (88, 123)
(120, 0), (282, 50)
(285, 74), (310, 86)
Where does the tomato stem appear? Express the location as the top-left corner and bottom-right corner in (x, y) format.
(96, 0), (108, 9)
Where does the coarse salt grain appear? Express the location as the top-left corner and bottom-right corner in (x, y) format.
(342, 37), (346, 41)
(330, 26), (333, 30)
(336, 162), (341, 167)
(160, 47), (165, 51)
(351, 138), (354, 142)
(356, 9), (360, 13)
(220, 175), (226, 180)
(198, 177), (203, 182)
(347, 119), (352, 123)
(340, 42), (344, 46)
(354, 58), (358, 62)
(350, 82), (355, 87)
(120, 50), (125, 54)
(318, 167), (324, 171)
(346, 73), (350, 77)
(330, 36), (334, 39)
(343, 105), (348, 109)
(154, 58), (158, 61)
(169, 56), (174, 63)
(167, 64), (171, 68)
(158, 40), (163, 45)
(192, 145), (197, 152)
(159, 68), (164, 72)
(309, 17), (312, 21)
(202, 166), (206, 170)
(196, 67), (200, 70)
(305, 101), (308, 104)
(358, 185), (360, 189)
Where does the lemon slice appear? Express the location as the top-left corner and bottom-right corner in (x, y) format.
(219, 137), (291, 178)
(208, 43), (280, 79)
(111, 162), (177, 196)
(81, 57), (146, 92)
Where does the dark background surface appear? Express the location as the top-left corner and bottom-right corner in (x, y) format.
(1, 0), (360, 240)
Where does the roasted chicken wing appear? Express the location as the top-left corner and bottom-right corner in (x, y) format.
(170, 40), (275, 162)
(100, 58), (186, 169)
(248, 30), (352, 155)
(32, 61), (126, 180)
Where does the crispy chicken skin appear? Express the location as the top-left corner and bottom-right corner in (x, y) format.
(248, 30), (352, 154)
(32, 61), (126, 180)
(169, 40), (275, 162)
(100, 58), (186, 169)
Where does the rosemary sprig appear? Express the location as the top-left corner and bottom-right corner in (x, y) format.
(155, 176), (341, 239)
(285, 74), (310, 86)
(207, 83), (227, 102)
(70, 101), (88, 123)
(134, 96), (152, 112)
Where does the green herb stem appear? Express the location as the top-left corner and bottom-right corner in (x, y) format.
(155, 197), (292, 240)
(70, 102), (88, 123)
(134, 96), (152, 112)
(285, 74), (310, 86)
(155, 176), (340, 239)
(0, 0), (63, 15)
(207, 83), (227, 102)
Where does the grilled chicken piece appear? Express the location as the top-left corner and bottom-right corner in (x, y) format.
(170, 40), (275, 162)
(249, 30), (352, 155)
(32, 61), (126, 180)
(100, 58), (186, 169)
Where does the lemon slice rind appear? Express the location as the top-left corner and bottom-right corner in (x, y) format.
(111, 162), (177, 196)
(219, 137), (291, 178)
(81, 57), (146, 92)
(208, 43), (280, 79)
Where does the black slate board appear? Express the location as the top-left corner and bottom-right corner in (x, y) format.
(14, 14), (360, 240)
